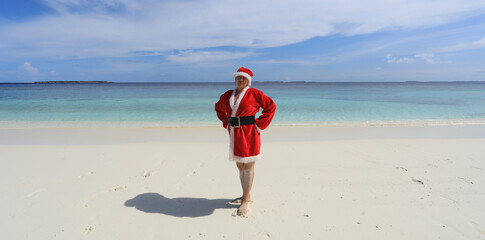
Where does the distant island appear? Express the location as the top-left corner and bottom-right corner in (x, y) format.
(34, 81), (110, 84)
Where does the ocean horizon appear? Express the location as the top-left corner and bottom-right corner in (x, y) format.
(1, 81), (485, 128)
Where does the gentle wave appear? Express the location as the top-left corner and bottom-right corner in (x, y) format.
(1, 82), (485, 127)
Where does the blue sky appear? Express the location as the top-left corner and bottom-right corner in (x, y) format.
(1, 0), (485, 83)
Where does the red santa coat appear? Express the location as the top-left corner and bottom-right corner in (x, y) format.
(215, 87), (276, 162)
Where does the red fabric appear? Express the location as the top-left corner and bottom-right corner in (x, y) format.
(236, 67), (253, 77)
(215, 88), (276, 159)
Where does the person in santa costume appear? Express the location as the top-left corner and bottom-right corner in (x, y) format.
(215, 67), (276, 216)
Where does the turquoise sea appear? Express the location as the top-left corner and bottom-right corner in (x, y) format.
(1, 82), (485, 127)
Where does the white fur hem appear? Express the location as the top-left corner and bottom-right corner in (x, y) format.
(228, 87), (250, 161)
(230, 154), (261, 163)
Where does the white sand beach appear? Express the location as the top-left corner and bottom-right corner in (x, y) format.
(1, 125), (485, 239)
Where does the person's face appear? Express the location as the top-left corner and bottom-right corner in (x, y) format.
(235, 75), (249, 88)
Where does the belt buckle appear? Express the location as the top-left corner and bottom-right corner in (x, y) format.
(234, 116), (240, 128)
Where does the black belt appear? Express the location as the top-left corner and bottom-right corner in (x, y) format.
(228, 116), (255, 128)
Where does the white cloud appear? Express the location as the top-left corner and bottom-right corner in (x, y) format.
(43, 0), (136, 14)
(23, 62), (39, 74)
(1, 0), (485, 59)
(474, 37), (485, 45)
(255, 59), (328, 66)
(387, 53), (436, 64)
(415, 53), (435, 64)
(439, 36), (485, 52)
(386, 54), (414, 64)
(22, 62), (61, 78)
(166, 51), (253, 63)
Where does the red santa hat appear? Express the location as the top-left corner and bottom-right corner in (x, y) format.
(234, 67), (253, 86)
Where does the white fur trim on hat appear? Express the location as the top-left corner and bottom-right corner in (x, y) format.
(234, 72), (252, 86)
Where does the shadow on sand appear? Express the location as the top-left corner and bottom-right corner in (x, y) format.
(124, 193), (234, 217)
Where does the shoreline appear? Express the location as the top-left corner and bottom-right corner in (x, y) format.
(2, 124), (485, 146)
(2, 118), (485, 129)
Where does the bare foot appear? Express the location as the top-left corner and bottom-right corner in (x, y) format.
(228, 196), (252, 205)
(228, 197), (242, 205)
(237, 202), (249, 216)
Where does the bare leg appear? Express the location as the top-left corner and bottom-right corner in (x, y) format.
(236, 162), (255, 216)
